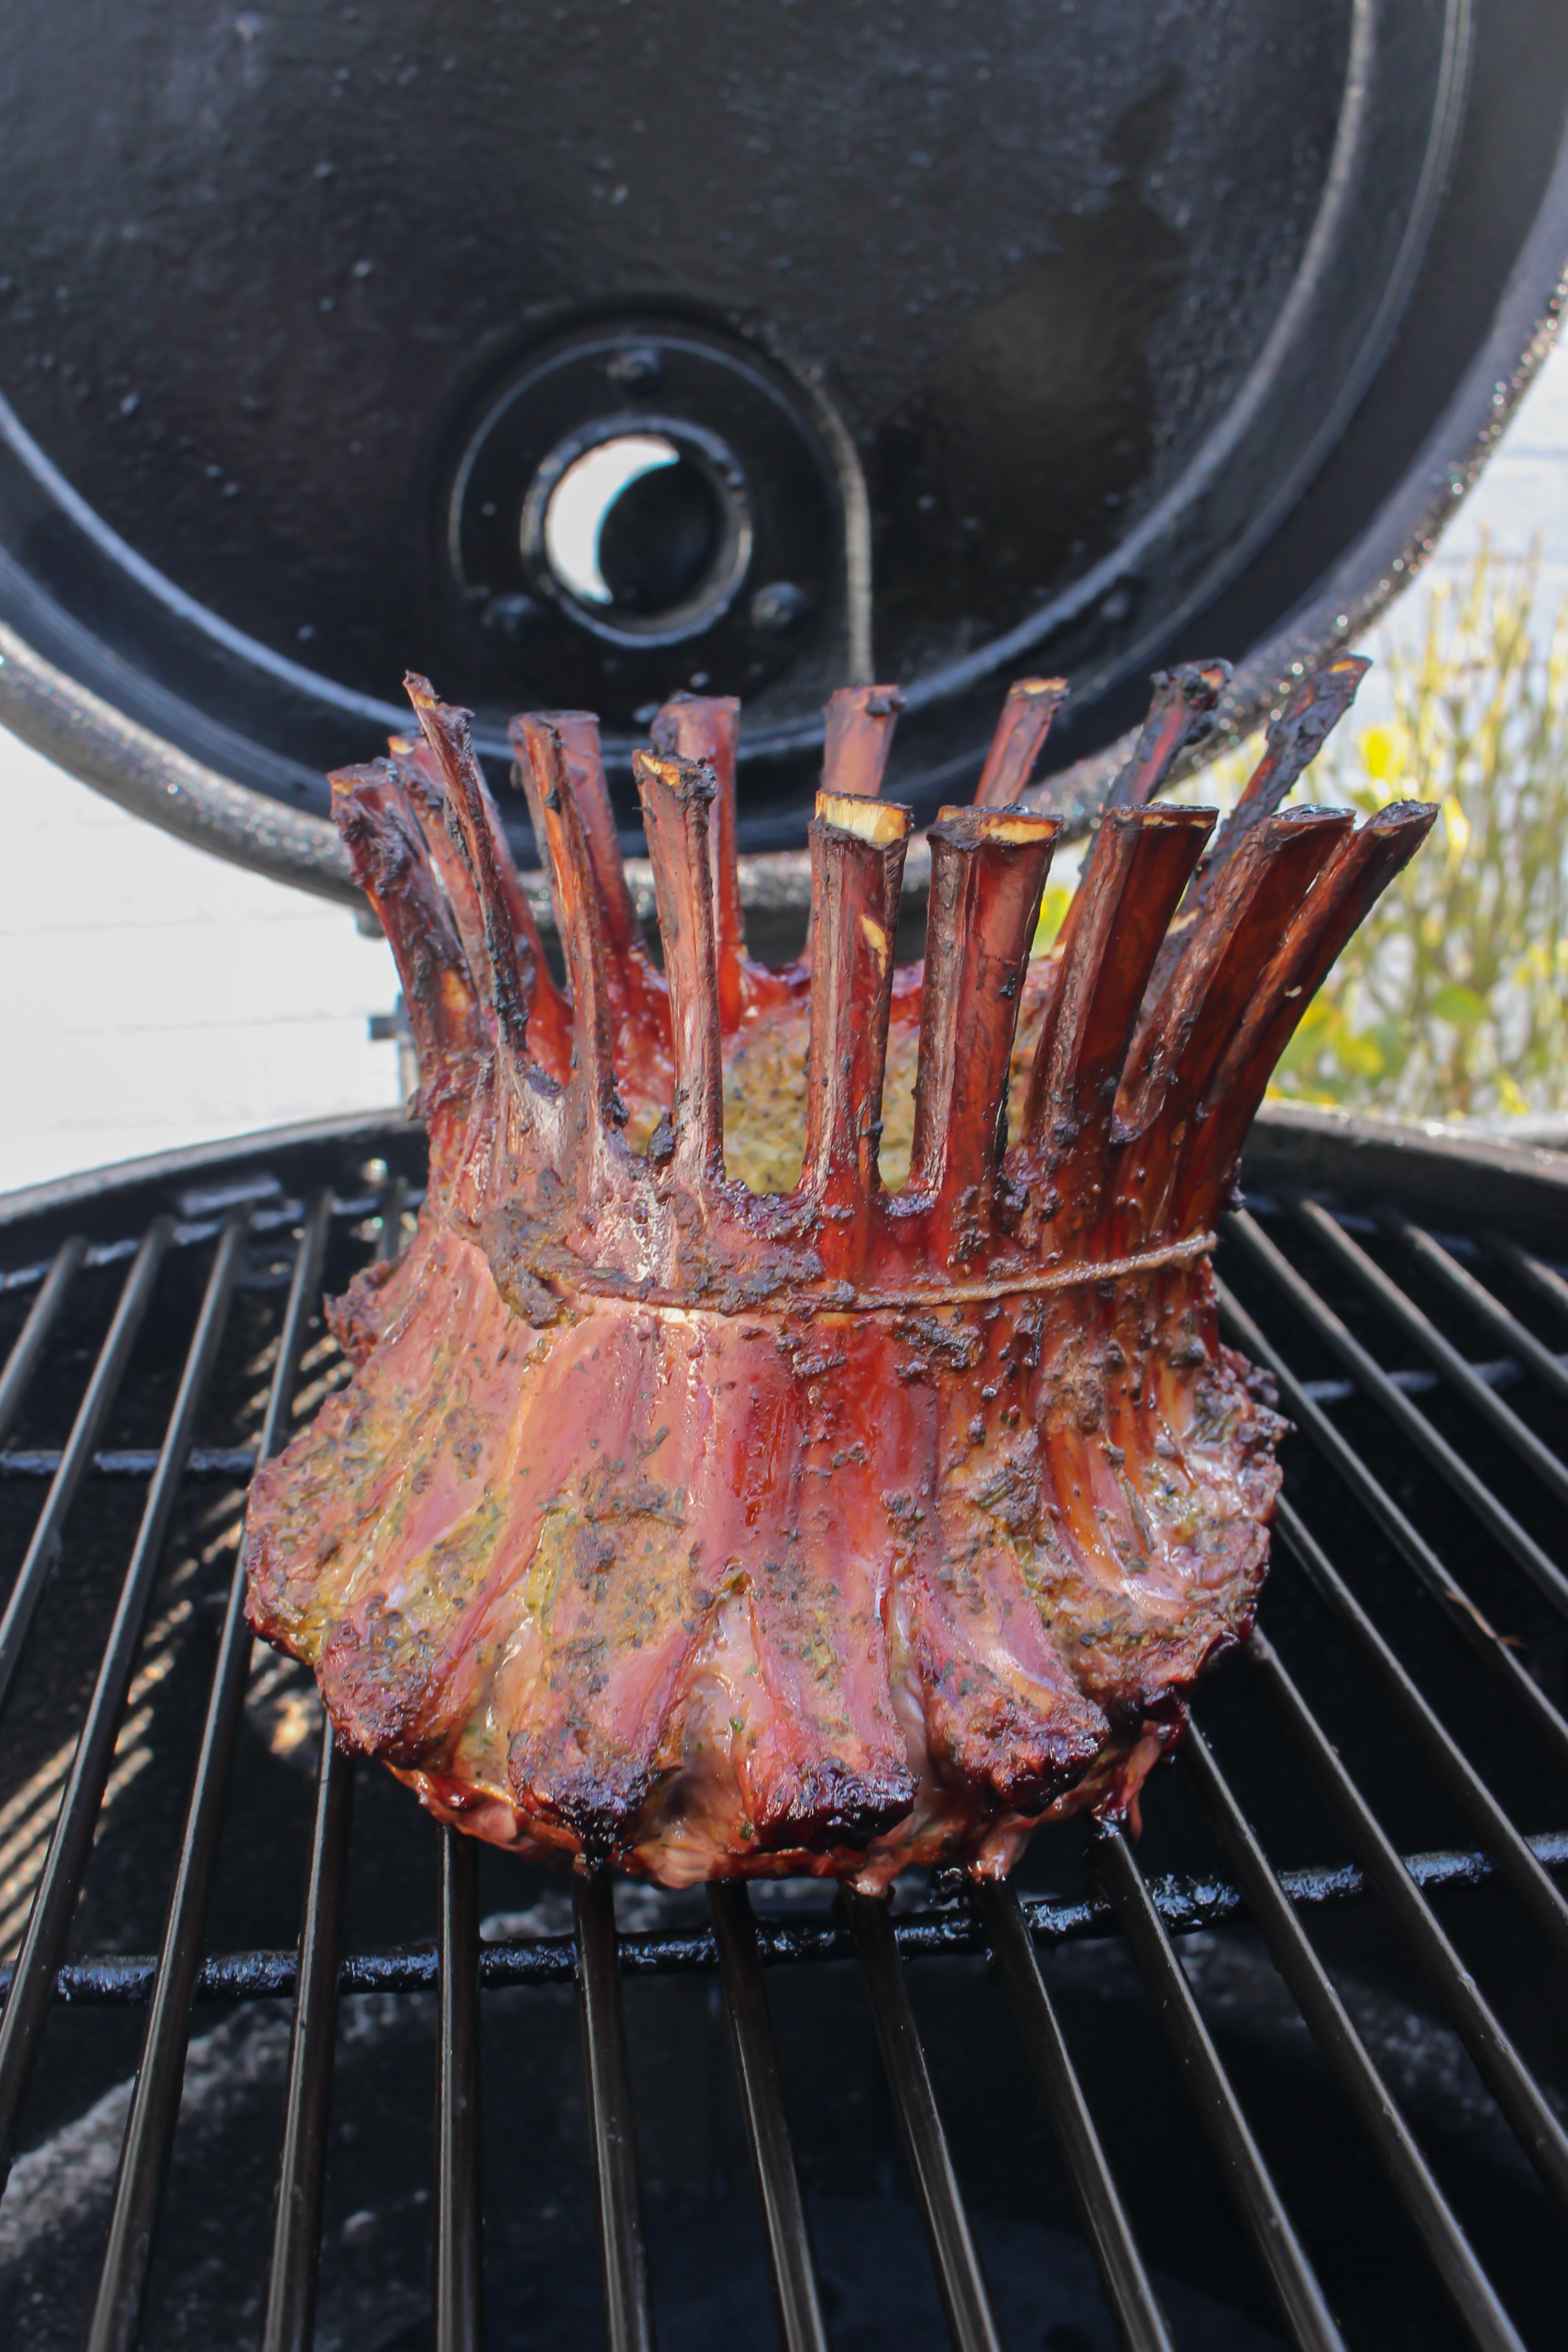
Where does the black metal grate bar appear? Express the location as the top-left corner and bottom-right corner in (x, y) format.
(258, 1741), (354, 2352)
(574, 1874), (657, 2352)
(0, 1218), (173, 1721)
(5, 1829), (1563, 2008)
(1215, 1275), (1568, 1771)
(1492, 1234), (1568, 1326)
(1266, 1202), (1568, 1610)
(0, 1210), (246, 2194)
(1249, 1631), (1568, 2210)
(84, 1190), (333, 2352)
(436, 1829), (484, 2352)
(1303, 1200), (1568, 1512)
(1182, 1722), (1526, 2352)
(260, 1170), (401, 2352)
(843, 1886), (1004, 2352)
(1090, 1822), (1348, 2352)
(0, 1446), (262, 1480)
(0, 1186), (428, 1303)
(707, 1882), (831, 2352)
(1274, 1498), (1568, 1968)
(971, 1879), (1175, 2352)
(1387, 1210), (1568, 1408)
(0, 1235), (86, 1449)
(1232, 1213), (1568, 1618)
(377, 1171), (408, 1260)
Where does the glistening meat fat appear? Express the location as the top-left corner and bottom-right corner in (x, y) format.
(244, 661), (1432, 1887)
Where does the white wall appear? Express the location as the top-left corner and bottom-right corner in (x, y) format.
(0, 741), (402, 1192)
(1421, 335), (1568, 611)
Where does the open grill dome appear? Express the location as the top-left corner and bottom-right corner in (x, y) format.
(4, 1), (1568, 900)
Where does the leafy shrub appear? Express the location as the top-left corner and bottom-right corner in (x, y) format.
(1188, 544), (1568, 1120)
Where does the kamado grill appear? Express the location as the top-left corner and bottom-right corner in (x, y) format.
(0, 1108), (1564, 2352)
(4, 2), (1568, 2348)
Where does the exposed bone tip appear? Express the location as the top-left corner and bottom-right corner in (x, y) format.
(405, 672), (477, 754)
(328, 759), (389, 804)
(824, 681), (906, 729)
(974, 678), (1069, 806)
(514, 708), (598, 734)
(1115, 800), (1216, 833)
(655, 690), (741, 716)
(1367, 798), (1438, 835)
(821, 683), (906, 804)
(633, 748), (716, 810)
(1103, 662), (1232, 813)
(649, 695), (742, 770)
(512, 711), (563, 753)
(816, 791), (910, 845)
(935, 804), (1058, 847)
(1153, 657), (1230, 699)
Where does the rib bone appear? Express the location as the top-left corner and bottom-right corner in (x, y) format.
(1102, 659), (1232, 812)
(1021, 806), (1214, 1234)
(974, 679), (1068, 808)
(633, 752), (725, 1191)
(651, 695), (748, 1025)
(821, 684), (905, 799)
(911, 807), (1058, 1260)
(801, 793), (910, 1269)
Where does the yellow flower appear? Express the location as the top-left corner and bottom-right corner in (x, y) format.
(1032, 882), (1075, 955)
(1441, 797), (1471, 857)
(1358, 723), (1399, 782)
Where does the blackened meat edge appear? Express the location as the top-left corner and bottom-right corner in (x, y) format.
(245, 663), (1432, 1887)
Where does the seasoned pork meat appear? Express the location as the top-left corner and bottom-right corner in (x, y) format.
(245, 660), (1432, 1886)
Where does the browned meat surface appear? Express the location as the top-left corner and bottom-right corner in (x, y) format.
(246, 660), (1433, 1886)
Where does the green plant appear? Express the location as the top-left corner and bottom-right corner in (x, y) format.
(1185, 543), (1568, 1120)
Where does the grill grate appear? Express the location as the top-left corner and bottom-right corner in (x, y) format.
(0, 1119), (1564, 2352)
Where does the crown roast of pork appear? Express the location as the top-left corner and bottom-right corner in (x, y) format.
(244, 656), (1431, 1887)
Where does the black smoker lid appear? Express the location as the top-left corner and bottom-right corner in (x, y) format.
(0, 0), (1566, 903)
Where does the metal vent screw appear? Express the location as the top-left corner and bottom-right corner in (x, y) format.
(605, 344), (663, 394)
(750, 579), (810, 634)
